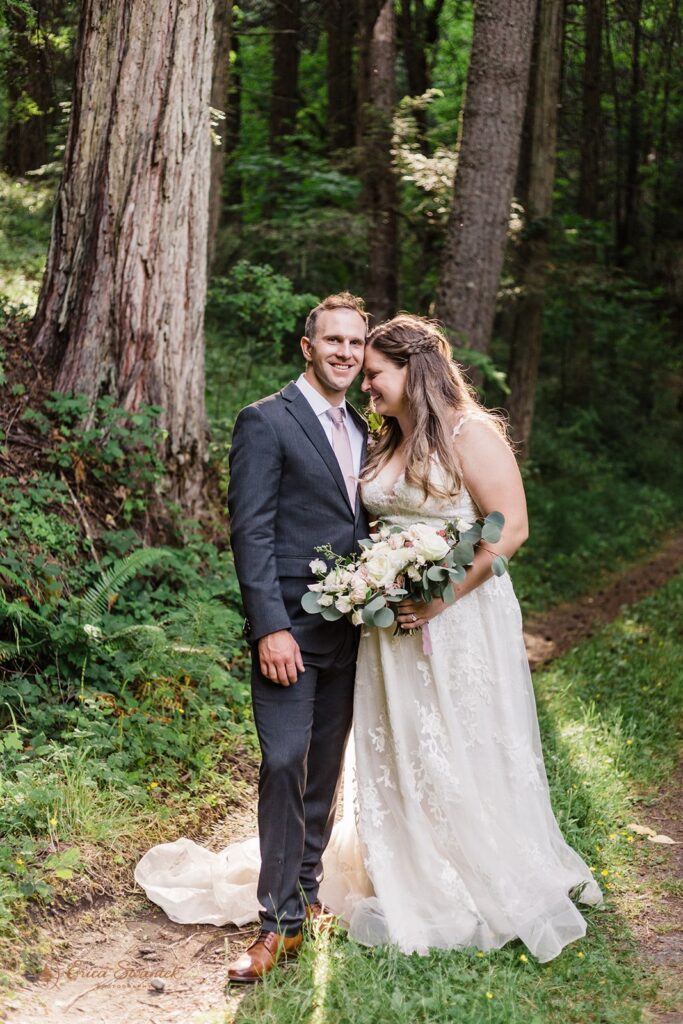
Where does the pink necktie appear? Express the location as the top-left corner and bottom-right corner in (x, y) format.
(326, 406), (357, 507)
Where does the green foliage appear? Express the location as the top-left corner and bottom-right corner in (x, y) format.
(205, 259), (317, 433)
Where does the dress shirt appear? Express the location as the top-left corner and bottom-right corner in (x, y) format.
(295, 373), (364, 480)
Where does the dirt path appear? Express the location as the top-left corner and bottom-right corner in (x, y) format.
(4, 539), (683, 1024)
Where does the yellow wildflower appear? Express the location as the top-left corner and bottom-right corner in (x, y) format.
(601, 869), (609, 877)
(519, 954), (528, 963)
(477, 951), (486, 958)
(609, 833), (617, 840)
(49, 816), (58, 827)
(15, 857), (24, 866)
(577, 951), (585, 959)
(626, 739), (633, 745)
(485, 992), (494, 1000)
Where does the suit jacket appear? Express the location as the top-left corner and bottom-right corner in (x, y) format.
(228, 381), (370, 653)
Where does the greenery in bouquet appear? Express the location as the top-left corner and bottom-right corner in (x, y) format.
(301, 513), (509, 630)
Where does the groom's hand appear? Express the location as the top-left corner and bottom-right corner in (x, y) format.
(258, 630), (305, 686)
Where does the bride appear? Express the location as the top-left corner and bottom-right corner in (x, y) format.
(135, 314), (601, 964)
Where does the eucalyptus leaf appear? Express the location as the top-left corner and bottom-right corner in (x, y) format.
(374, 606), (395, 629)
(449, 566), (466, 584)
(491, 554), (509, 577)
(426, 565), (449, 582)
(365, 594), (387, 614)
(452, 540), (474, 565)
(320, 604), (343, 621)
(301, 591), (322, 613)
(481, 522), (502, 543)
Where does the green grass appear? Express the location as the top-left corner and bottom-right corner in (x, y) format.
(0, 172), (54, 311)
(231, 574), (683, 1024)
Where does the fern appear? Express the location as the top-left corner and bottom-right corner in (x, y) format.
(79, 548), (169, 624)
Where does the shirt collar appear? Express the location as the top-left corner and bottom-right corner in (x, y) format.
(296, 373), (347, 419)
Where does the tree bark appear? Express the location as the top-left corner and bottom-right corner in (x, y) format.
(577, 0), (602, 219)
(208, 0), (232, 268)
(269, 0), (301, 153)
(434, 0), (536, 357)
(619, 0), (643, 257)
(31, 0), (214, 513)
(326, 0), (356, 151)
(358, 0), (398, 324)
(505, 0), (565, 459)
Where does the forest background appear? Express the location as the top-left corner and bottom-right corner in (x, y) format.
(0, 1), (681, 1020)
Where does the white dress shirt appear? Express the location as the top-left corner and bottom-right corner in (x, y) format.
(295, 373), (364, 480)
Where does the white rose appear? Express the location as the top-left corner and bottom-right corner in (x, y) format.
(335, 595), (353, 614)
(408, 523), (450, 562)
(364, 551), (396, 590)
(309, 558), (327, 574)
(455, 518), (474, 533)
(318, 594), (334, 607)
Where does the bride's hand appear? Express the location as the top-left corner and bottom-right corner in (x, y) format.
(396, 597), (446, 630)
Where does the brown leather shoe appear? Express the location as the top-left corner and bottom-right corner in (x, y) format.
(305, 901), (338, 934)
(227, 928), (302, 984)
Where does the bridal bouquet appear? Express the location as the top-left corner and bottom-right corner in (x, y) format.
(301, 513), (508, 635)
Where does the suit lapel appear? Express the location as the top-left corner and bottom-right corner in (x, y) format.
(282, 382), (355, 513)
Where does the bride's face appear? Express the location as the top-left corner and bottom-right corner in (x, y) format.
(361, 347), (408, 419)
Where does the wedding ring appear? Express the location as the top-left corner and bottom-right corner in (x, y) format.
(411, 614), (417, 622)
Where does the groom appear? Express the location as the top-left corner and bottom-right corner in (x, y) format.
(226, 292), (370, 982)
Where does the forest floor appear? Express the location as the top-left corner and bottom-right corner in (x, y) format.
(2, 539), (682, 1024)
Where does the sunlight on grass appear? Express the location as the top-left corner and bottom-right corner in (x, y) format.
(0, 172), (53, 311)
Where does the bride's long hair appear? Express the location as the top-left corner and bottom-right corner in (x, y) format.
(361, 314), (510, 499)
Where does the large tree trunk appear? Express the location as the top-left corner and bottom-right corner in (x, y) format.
(208, 0), (232, 268)
(577, 0), (602, 219)
(505, 0), (565, 459)
(619, 0), (643, 259)
(269, 0), (301, 153)
(358, 0), (398, 323)
(31, 0), (214, 513)
(3, 3), (56, 175)
(326, 0), (356, 151)
(434, 0), (536, 358)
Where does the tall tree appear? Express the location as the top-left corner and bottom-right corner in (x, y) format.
(397, 0), (445, 146)
(270, 0), (301, 153)
(31, 0), (214, 511)
(577, 0), (602, 219)
(326, 0), (355, 150)
(2, 1), (57, 175)
(434, 0), (537, 359)
(358, 0), (398, 322)
(208, 0), (233, 268)
(505, 0), (565, 459)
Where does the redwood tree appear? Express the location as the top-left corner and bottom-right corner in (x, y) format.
(358, 0), (398, 323)
(208, 0), (232, 268)
(505, 0), (565, 458)
(270, 0), (301, 153)
(31, 0), (214, 512)
(434, 0), (537, 358)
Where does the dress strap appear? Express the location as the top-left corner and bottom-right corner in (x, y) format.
(452, 411), (488, 438)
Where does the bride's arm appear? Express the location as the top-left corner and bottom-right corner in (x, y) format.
(451, 418), (528, 601)
(397, 419), (528, 628)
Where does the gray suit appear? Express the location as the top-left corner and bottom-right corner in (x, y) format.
(228, 381), (369, 934)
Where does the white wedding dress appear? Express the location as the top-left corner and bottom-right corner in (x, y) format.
(135, 415), (602, 962)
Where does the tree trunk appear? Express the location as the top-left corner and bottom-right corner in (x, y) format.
(434, 0), (536, 358)
(619, 0), (643, 258)
(269, 0), (301, 153)
(505, 0), (565, 459)
(326, 0), (356, 151)
(208, 0), (232, 268)
(3, 3), (56, 175)
(358, 0), (398, 324)
(31, 0), (214, 513)
(577, 0), (602, 219)
(397, 0), (445, 146)
(224, 25), (242, 222)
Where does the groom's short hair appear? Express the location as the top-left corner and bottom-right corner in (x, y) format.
(304, 292), (369, 341)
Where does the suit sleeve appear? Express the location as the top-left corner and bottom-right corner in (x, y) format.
(228, 405), (291, 641)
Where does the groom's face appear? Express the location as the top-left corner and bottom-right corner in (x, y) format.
(301, 308), (366, 399)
